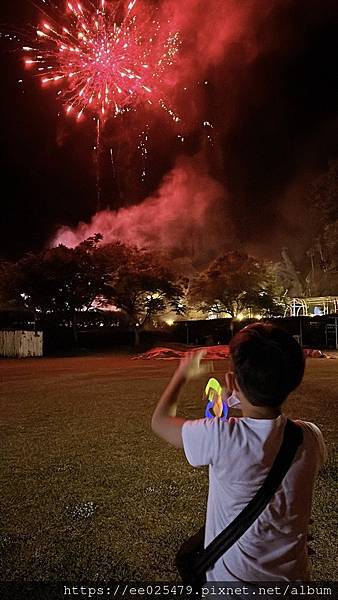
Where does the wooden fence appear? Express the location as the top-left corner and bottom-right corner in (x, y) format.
(0, 330), (43, 358)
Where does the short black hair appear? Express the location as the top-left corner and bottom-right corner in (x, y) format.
(229, 323), (305, 407)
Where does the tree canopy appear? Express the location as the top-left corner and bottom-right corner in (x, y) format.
(189, 251), (284, 318)
(104, 246), (186, 344)
(0, 236), (186, 345)
(305, 160), (338, 295)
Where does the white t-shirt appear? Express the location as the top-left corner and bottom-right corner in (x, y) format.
(182, 414), (326, 582)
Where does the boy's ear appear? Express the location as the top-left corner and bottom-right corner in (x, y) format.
(233, 378), (241, 392)
(225, 371), (235, 392)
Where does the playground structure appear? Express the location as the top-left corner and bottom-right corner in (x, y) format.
(285, 296), (338, 317)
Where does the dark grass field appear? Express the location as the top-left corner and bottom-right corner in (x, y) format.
(0, 354), (337, 582)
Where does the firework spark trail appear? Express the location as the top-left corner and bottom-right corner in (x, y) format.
(138, 124), (149, 182)
(23, 0), (180, 122)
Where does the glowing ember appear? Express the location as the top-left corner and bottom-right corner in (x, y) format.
(24, 0), (180, 121)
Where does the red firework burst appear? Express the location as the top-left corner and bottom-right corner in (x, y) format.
(23, 0), (180, 121)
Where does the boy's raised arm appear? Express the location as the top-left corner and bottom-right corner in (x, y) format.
(151, 351), (212, 448)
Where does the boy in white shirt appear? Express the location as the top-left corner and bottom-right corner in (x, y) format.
(151, 323), (326, 581)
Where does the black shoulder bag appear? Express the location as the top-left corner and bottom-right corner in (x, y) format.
(175, 418), (303, 587)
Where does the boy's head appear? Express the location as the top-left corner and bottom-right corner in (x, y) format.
(228, 323), (305, 407)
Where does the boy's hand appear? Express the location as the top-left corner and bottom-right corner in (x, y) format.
(175, 350), (213, 382)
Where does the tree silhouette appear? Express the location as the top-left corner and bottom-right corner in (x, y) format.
(189, 251), (283, 318)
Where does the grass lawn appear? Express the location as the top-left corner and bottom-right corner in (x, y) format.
(0, 354), (337, 582)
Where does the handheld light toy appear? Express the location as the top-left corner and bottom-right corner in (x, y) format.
(204, 377), (240, 421)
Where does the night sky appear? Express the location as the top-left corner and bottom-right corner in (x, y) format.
(0, 0), (337, 262)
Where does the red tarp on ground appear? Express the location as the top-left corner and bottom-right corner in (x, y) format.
(133, 346), (336, 360)
(133, 345), (230, 360)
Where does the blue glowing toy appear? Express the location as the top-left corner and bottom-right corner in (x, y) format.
(204, 377), (240, 421)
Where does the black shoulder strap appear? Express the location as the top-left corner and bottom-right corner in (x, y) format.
(194, 418), (303, 576)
